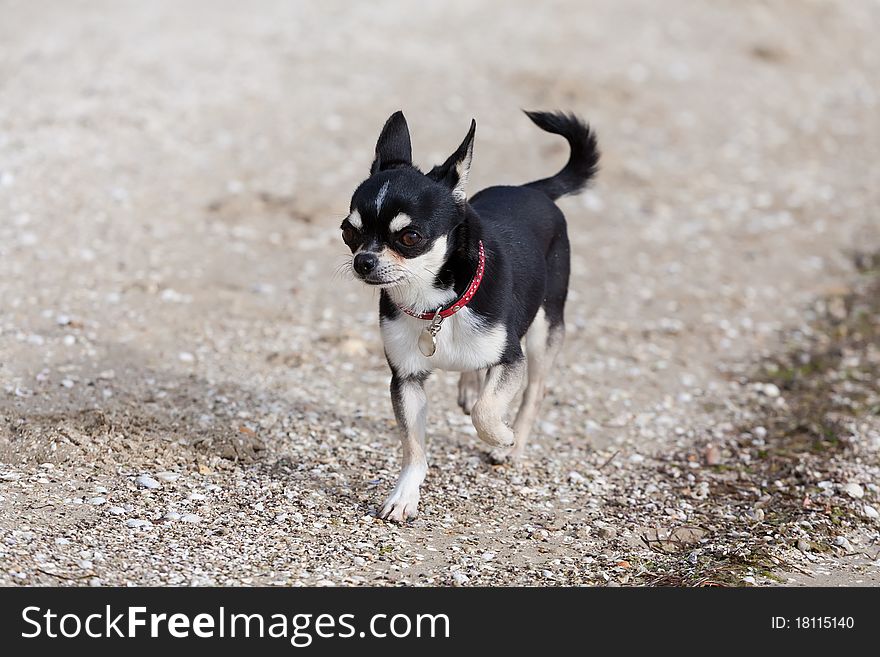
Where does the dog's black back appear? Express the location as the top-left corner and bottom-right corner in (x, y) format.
(462, 186), (569, 356)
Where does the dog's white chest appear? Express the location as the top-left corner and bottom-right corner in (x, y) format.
(381, 308), (507, 375)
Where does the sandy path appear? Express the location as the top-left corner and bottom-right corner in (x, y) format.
(1, 0), (878, 586)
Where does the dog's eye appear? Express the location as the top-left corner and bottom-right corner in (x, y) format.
(398, 230), (422, 247)
(341, 224), (359, 246)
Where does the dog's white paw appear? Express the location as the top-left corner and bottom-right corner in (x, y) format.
(378, 470), (423, 523)
(378, 486), (420, 523)
(473, 422), (515, 448)
(471, 400), (516, 448)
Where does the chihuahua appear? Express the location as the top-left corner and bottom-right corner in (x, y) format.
(340, 110), (599, 521)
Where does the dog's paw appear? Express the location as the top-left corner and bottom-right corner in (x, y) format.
(474, 423), (515, 449)
(378, 486), (420, 523)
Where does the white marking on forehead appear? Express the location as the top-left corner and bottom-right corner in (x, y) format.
(389, 212), (412, 233)
(375, 181), (390, 214)
(347, 209), (363, 229)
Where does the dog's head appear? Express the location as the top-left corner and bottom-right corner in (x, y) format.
(340, 112), (475, 303)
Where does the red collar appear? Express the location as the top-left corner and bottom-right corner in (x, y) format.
(396, 240), (486, 320)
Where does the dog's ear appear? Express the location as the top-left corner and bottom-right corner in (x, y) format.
(371, 111), (412, 174)
(427, 119), (476, 205)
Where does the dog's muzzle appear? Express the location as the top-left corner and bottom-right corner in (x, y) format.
(353, 252), (378, 276)
(352, 252), (398, 286)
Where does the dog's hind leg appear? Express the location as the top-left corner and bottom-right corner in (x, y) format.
(471, 358), (525, 449)
(494, 227), (569, 463)
(379, 372), (429, 522)
(491, 309), (563, 462)
(457, 369), (485, 415)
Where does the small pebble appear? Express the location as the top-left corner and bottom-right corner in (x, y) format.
(704, 444), (721, 466)
(125, 519), (153, 529)
(842, 483), (864, 499)
(834, 536), (854, 552)
(135, 475), (160, 490)
(761, 383), (781, 398)
(568, 471), (586, 484)
(596, 525), (617, 540)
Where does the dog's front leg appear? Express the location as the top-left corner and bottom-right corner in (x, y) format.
(378, 372), (429, 522)
(471, 358), (526, 448)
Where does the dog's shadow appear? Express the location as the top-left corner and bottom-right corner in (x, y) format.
(0, 341), (370, 477)
(0, 339), (533, 522)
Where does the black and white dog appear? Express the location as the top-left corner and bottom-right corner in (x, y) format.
(340, 110), (599, 521)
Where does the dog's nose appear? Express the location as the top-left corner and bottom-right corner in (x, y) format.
(353, 252), (378, 276)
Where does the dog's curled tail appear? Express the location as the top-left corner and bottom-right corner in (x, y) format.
(523, 110), (599, 200)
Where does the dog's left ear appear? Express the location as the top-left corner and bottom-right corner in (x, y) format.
(371, 111), (413, 174)
(427, 119), (476, 205)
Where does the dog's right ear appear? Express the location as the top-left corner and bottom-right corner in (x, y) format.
(371, 111), (412, 174)
(425, 119), (476, 205)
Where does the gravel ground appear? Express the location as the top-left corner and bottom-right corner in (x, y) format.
(1, 0), (879, 586)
